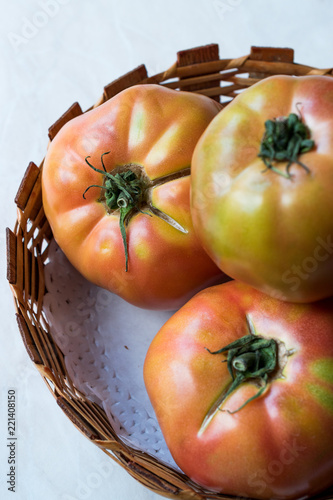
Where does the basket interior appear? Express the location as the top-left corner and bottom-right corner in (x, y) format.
(6, 43), (333, 500)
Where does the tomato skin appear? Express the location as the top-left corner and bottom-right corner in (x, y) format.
(144, 280), (333, 499)
(191, 75), (333, 303)
(42, 84), (226, 309)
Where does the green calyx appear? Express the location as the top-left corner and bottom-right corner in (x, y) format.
(258, 112), (315, 179)
(83, 152), (148, 272)
(206, 317), (278, 414)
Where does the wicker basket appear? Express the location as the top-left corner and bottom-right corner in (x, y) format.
(6, 44), (333, 500)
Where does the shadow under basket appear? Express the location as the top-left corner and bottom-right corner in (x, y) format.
(6, 44), (333, 500)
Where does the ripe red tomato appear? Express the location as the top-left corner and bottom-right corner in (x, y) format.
(144, 280), (333, 499)
(42, 84), (226, 309)
(191, 75), (333, 303)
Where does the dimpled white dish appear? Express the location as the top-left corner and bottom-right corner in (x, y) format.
(43, 239), (179, 469)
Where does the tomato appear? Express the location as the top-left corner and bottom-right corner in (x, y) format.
(42, 84), (226, 310)
(144, 280), (333, 499)
(191, 75), (333, 303)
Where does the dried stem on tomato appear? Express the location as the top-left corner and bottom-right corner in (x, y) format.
(83, 152), (149, 272)
(206, 316), (278, 413)
(258, 112), (315, 178)
(83, 152), (187, 272)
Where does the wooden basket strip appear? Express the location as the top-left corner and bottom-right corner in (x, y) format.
(243, 60), (333, 77)
(89, 403), (122, 439)
(29, 240), (37, 307)
(111, 445), (136, 460)
(26, 307), (66, 387)
(24, 210), (44, 252)
(15, 161), (40, 211)
(95, 441), (128, 455)
(177, 43), (221, 101)
(17, 170), (42, 231)
(171, 58), (241, 79)
(194, 83), (244, 98)
(22, 271), (69, 391)
(177, 44), (219, 67)
(15, 307), (46, 365)
(23, 235), (32, 302)
(10, 228), (67, 387)
(56, 396), (101, 440)
(39, 364), (75, 399)
(96, 437), (196, 498)
(182, 54), (330, 88)
(123, 446), (236, 500)
(229, 75), (260, 87)
(11, 225), (24, 300)
(160, 70), (255, 91)
(111, 450), (187, 499)
(193, 86), (225, 98)
(6, 228), (17, 285)
(52, 354), (85, 400)
(103, 64), (148, 102)
(165, 58), (333, 81)
(35, 251), (46, 318)
(139, 69), (170, 86)
(48, 102), (83, 141)
(49, 352), (75, 397)
(249, 46), (294, 63)
(124, 462), (183, 498)
(36, 218), (52, 255)
(7, 44), (333, 500)
(159, 71), (228, 90)
(247, 46), (294, 80)
(56, 383), (120, 442)
(16, 311), (42, 365)
(127, 454), (183, 488)
(71, 397), (116, 440)
(127, 453), (199, 497)
(142, 49), (332, 101)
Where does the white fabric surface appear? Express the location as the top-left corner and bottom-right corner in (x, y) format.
(1, 0), (333, 498)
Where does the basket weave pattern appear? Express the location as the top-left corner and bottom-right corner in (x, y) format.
(6, 44), (333, 500)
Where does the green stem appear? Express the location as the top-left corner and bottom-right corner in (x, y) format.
(119, 205), (133, 273)
(83, 155), (146, 272)
(206, 316), (278, 413)
(83, 154), (189, 272)
(258, 112), (314, 178)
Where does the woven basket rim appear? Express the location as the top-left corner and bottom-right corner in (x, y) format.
(6, 43), (333, 500)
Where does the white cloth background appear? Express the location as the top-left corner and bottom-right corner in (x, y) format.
(1, 0), (333, 498)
